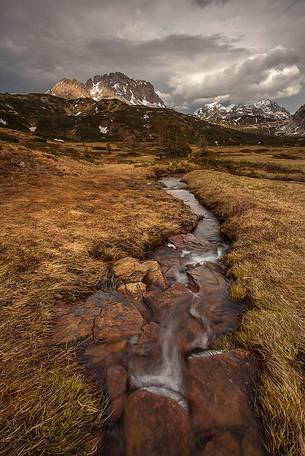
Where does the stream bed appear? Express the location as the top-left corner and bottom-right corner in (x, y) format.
(55, 176), (265, 455)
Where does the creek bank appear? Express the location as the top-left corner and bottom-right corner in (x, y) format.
(54, 176), (265, 455)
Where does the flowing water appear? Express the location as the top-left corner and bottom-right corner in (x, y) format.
(128, 177), (242, 405)
(77, 175), (260, 455)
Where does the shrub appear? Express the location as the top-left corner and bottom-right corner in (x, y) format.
(158, 122), (191, 159)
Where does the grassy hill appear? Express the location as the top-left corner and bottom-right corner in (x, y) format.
(1, 93), (304, 145)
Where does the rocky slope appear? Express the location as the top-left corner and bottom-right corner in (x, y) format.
(49, 78), (91, 100)
(1, 93), (303, 145)
(278, 104), (305, 136)
(195, 99), (291, 130)
(86, 72), (165, 108)
(49, 72), (165, 108)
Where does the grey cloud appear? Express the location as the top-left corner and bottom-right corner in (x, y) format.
(194, 0), (230, 7)
(172, 46), (304, 109)
(0, 0), (305, 113)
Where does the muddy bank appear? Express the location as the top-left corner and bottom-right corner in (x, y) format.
(54, 176), (265, 456)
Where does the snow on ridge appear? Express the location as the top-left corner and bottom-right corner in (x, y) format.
(99, 125), (108, 134)
(195, 98), (291, 123)
(0, 118), (7, 125)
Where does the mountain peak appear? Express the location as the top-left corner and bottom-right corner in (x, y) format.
(85, 72), (165, 108)
(195, 98), (291, 126)
(49, 78), (90, 100)
(49, 73), (165, 108)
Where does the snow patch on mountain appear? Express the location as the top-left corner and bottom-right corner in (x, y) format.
(85, 72), (166, 108)
(195, 99), (291, 125)
(99, 125), (108, 134)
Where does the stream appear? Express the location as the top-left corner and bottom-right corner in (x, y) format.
(128, 177), (240, 407)
(55, 176), (265, 455)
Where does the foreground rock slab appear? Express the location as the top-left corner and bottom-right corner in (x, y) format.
(93, 300), (144, 341)
(187, 350), (265, 455)
(125, 390), (192, 456)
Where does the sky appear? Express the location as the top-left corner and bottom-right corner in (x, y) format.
(0, 0), (304, 113)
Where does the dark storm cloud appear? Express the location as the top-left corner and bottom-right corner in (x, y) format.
(194, 0), (230, 7)
(0, 0), (304, 112)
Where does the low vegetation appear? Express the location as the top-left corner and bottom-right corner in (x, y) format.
(1, 126), (305, 455)
(193, 145), (305, 182)
(184, 169), (305, 456)
(0, 131), (196, 455)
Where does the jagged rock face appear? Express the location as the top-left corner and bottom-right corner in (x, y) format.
(195, 99), (291, 126)
(49, 78), (91, 100)
(278, 104), (305, 136)
(49, 72), (165, 108)
(85, 72), (165, 108)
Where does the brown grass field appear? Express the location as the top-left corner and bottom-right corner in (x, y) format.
(0, 130), (196, 455)
(1, 129), (305, 455)
(184, 168), (305, 456)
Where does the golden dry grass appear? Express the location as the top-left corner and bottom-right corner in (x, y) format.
(184, 169), (305, 456)
(192, 145), (305, 182)
(0, 137), (197, 455)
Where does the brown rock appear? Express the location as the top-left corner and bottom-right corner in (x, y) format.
(84, 341), (127, 369)
(54, 296), (103, 344)
(188, 263), (244, 339)
(138, 322), (160, 345)
(125, 390), (192, 456)
(187, 350), (263, 451)
(176, 315), (208, 354)
(169, 233), (211, 250)
(106, 365), (128, 422)
(143, 260), (167, 290)
(241, 428), (265, 456)
(112, 257), (148, 283)
(144, 282), (192, 320)
(202, 432), (241, 456)
(127, 323), (162, 386)
(117, 282), (147, 297)
(93, 300), (144, 342)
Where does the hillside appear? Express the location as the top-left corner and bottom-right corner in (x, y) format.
(1, 93), (303, 146)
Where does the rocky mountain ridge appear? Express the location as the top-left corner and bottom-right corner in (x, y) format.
(1, 93), (303, 146)
(49, 72), (165, 108)
(195, 99), (291, 127)
(278, 104), (305, 136)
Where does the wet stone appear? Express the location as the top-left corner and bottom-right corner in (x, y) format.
(112, 257), (148, 283)
(93, 300), (144, 342)
(187, 350), (265, 455)
(106, 365), (128, 422)
(144, 282), (192, 321)
(125, 390), (192, 456)
(53, 291), (113, 344)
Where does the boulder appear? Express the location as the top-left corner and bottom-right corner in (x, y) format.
(117, 281), (147, 298)
(202, 432), (241, 456)
(93, 300), (144, 342)
(113, 257), (167, 290)
(144, 260), (167, 290)
(113, 257), (148, 283)
(127, 323), (162, 388)
(125, 390), (192, 456)
(144, 282), (192, 320)
(53, 291), (110, 344)
(106, 365), (128, 422)
(187, 350), (265, 455)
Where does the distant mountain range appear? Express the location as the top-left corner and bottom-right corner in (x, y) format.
(194, 99), (305, 136)
(195, 99), (291, 125)
(2, 92), (301, 146)
(49, 72), (166, 109)
(0, 71), (304, 140)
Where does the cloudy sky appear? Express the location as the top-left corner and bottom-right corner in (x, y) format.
(1, 0), (304, 113)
